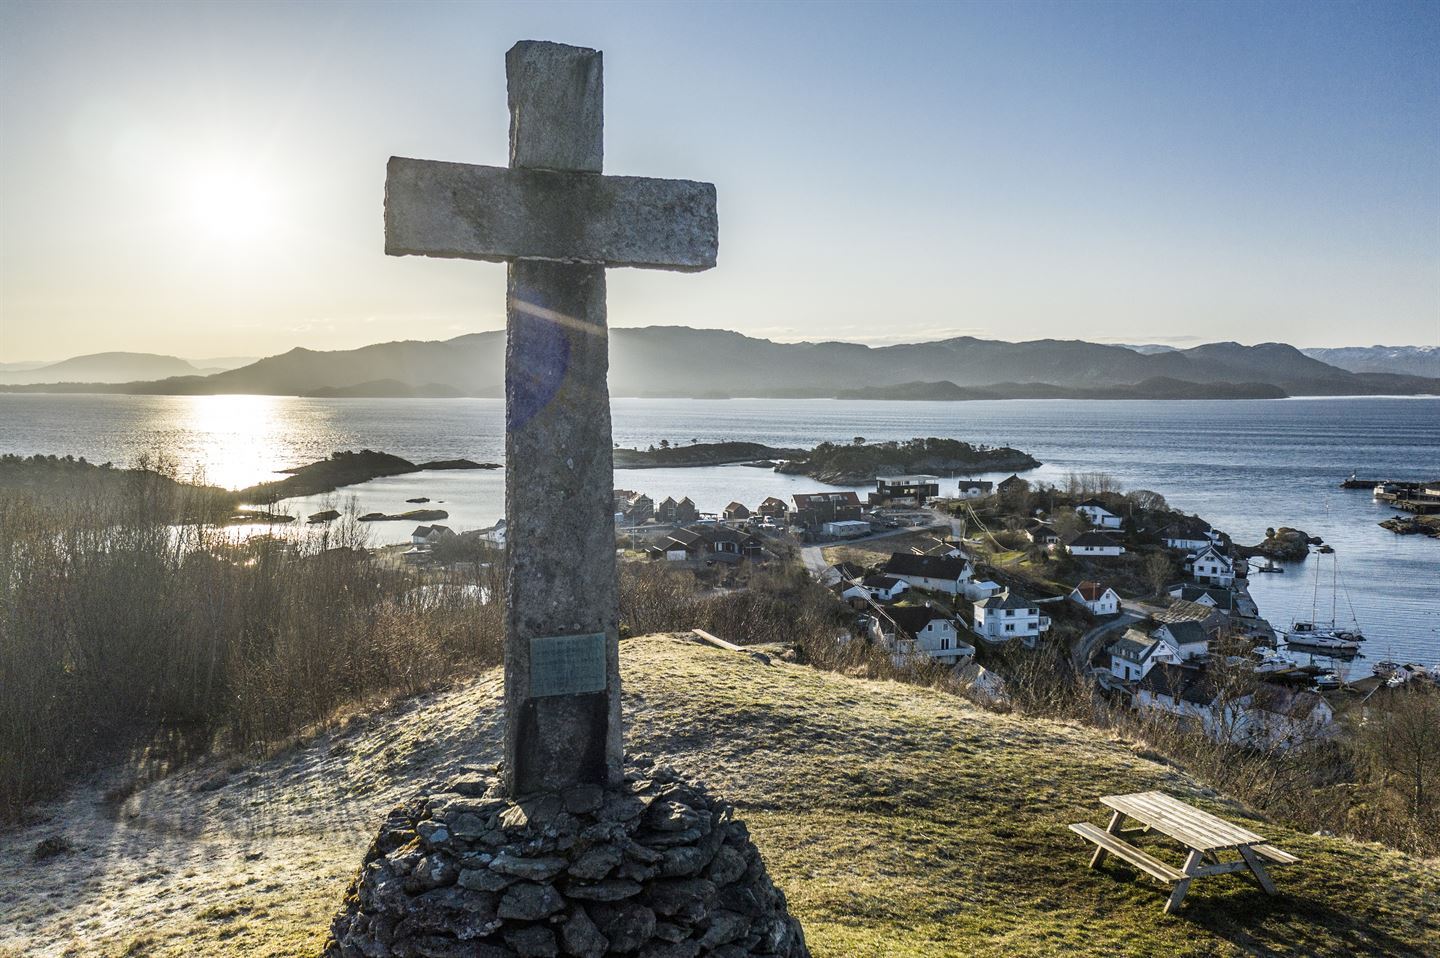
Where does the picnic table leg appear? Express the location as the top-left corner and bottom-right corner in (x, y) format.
(1164, 850), (1204, 914)
(1238, 846), (1277, 895)
(1090, 810), (1126, 868)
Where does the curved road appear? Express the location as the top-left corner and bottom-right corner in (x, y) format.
(1073, 609), (1147, 670)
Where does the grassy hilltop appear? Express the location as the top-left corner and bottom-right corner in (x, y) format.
(3, 635), (1435, 958)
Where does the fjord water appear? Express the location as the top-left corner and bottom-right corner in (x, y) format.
(2, 394), (1437, 666)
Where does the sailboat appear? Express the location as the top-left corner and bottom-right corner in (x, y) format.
(1284, 551), (1365, 653)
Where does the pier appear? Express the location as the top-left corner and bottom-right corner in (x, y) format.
(1340, 475), (1440, 514)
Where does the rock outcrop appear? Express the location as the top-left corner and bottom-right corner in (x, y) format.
(324, 761), (808, 958)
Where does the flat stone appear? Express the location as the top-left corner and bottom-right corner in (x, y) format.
(659, 845), (714, 879)
(638, 942), (701, 958)
(446, 773), (494, 797)
(564, 879), (642, 902)
(505, 924), (560, 958)
(457, 868), (516, 892)
(647, 800), (701, 832)
(567, 843), (623, 880)
(448, 812), (491, 839)
(704, 845), (746, 886)
(642, 878), (716, 919)
(560, 907), (609, 958)
(698, 910), (750, 948)
(498, 882), (566, 921)
(635, 828), (702, 848)
(587, 901), (656, 953)
(490, 851), (567, 881)
(563, 783), (606, 815)
(599, 795), (649, 823)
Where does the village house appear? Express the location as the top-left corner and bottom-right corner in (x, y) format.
(1244, 685), (1338, 749)
(410, 524), (455, 549)
(656, 496), (679, 523)
(870, 475), (941, 507)
(834, 579), (871, 606)
(1159, 515), (1218, 551)
(819, 561), (866, 587)
(1075, 498), (1124, 529)
(675, 497), (699, 524)
(956, 479), (994, 499)
(1154, 599), (1226, 636)
(478, 520), (507, 548)
(863, 574), (909, 603)
(1186, 542), (1236, 587)
(869, 605), (973, 665)
(1136, 665), (1336, 749)
(882, 551), (973, 595)
(1064, 530), (1126, 557)
(1023, 519), (1060, 550)
(616, 491), (653, 525)
(791, 491), (864, 529)
(1165, 582), (1236, 614)
(648, 524), (764, 563)
(755, 496), (789, 520)
(1135, 664), (1220, 732)
(972, 589), (1051, 645)
(723, 501), (750, 522)
(997, 474), (1030, 496)
(1070, 580), (1121, 616)
(1107, 629), (1175, 682)
(1153, 620), (1211, 661)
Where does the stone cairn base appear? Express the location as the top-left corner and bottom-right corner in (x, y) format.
(323, 760), (809, 958)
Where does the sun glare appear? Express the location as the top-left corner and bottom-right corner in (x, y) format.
(182, 163), (278, 243)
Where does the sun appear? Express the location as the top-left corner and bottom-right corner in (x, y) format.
(181, 163), (278, 243)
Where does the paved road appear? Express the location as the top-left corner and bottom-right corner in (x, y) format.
(800, 519), (950, 579)
(1073, 609), (1146, 670)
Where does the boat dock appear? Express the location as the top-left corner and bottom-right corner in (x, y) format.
(1340, 475), (1440, 514)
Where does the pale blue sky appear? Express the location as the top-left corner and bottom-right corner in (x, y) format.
(1, 0), (1436, 360)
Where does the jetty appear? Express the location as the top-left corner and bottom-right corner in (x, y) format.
(1340, 475), (1440, 514)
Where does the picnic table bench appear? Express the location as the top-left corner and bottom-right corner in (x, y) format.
(1070, 790), (1298, 913)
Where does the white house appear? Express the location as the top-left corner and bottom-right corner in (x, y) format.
(1159, 517), (1218, 551)
(1065, 531), (1126, 557)
(886, 604), (974, 666)
(1069, 580), (1120, 616)
(1075, 499), (1124, 529)
(1137, 666), (1336, 749)
(1153, 621), (1211, 661)
(882, 552), (973, 595)
(1108, 629), (1177, 682)
(836, 581), (870, 605)
(973, 590), (1051, 645)
(1187, 543), (1235, 587)
(962, 578), (1004, 601)
(956, 479), (994, 499)
(862, 574), (910, 603)
(821, 519), (871, 538)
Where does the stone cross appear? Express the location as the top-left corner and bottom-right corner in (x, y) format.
(384, 41), (717, 796)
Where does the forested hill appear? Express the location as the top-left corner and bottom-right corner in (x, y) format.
(5, 328), (1438, 399)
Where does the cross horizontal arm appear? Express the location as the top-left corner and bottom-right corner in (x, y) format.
(385, 156), (718, 271)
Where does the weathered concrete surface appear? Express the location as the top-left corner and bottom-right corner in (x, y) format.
(504, 258), (622, 793)
(382, 38), (717, 797)
(507, 40), (603, 173)
(501, 41), (624, 797)
(385, 158), (718, 270)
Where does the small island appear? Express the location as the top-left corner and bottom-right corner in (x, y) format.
(776, 437), (1040, 484)
(613, 441), (805, 469)
(239, 450), (499, 503)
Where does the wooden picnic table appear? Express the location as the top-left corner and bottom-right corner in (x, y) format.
(1069, 790), (1298, 913)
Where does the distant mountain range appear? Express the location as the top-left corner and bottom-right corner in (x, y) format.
(2, 331), (1436, 399)
(0, 351), (257, 385)
(1297, 345), (1440, 379)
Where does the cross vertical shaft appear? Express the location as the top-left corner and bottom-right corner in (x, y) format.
(502, 42), (622, 794)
